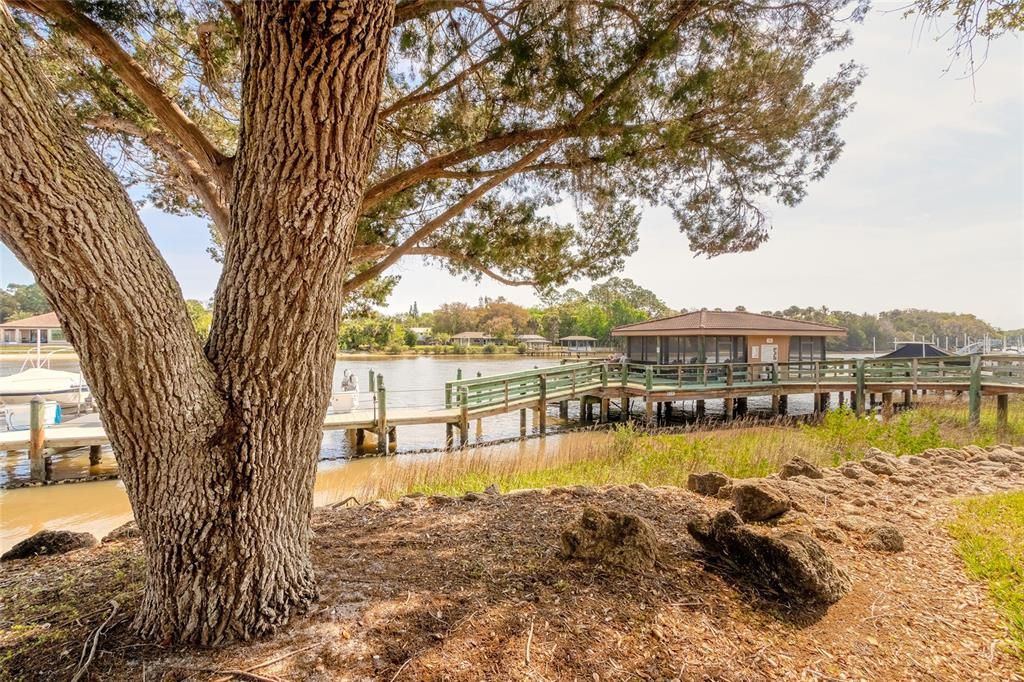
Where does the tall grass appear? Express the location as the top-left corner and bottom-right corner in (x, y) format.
(370, 397), (1020, 499)
(948, 491), (1024, 659)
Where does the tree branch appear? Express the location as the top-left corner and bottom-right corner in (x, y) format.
(9, 0), (232, 191)
(393, 0), (477, 25)
(85, 116), (230, 238)
(348, 1), (700, 291)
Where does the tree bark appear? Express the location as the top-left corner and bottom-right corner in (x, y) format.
(0, 0), (392, 645)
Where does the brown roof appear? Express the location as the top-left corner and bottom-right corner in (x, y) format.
(559, 335), (597, 341)
(611, 310), (846, 337)
(0, 312), (61, 329)
(451, 331), (494, 339)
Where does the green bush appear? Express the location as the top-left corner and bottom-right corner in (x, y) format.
(516, 343), (528, 354)
(482, 343), (498, 354)
(386, 343), (404, 355)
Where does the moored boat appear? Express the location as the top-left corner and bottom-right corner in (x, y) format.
(0, 367), (90, 406)
(329, 370), (359, 414)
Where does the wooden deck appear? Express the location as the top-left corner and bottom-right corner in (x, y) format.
(4, 354), (1021, 481)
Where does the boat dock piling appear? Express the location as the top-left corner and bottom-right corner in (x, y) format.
(3, 355), (1021, 482)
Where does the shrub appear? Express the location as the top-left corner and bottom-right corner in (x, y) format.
(482, 343), (498, 354)
(516, 343), (528, 354)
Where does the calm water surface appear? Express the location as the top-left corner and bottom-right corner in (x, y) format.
(0, 354), (835, 551)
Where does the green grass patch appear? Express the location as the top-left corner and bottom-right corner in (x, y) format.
(948, 492), (1024, 660)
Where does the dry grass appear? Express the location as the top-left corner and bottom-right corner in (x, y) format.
(366, 398), (1022, 500)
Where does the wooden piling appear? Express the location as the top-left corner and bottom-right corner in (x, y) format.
(903, 389), (912, 408)
(645, 398), (654, 424)
(520, 408), (527, 437)
(559, 401), (569, 419)
(996, 394), (1009, 435)
(537, 375), (547, 435)
(770, 393), (780, 415)
(855, 360), (865, 417)
(968, 355), (982, 427)
(89, 444), (102, 466)
(696, 399), (705, 418)
(724, 397), (734, 420)
(600, 397), (609, 423)
(445, 423), (454, 449)
(29, 397), (46, 481)
(881, 391), (893, 423)
(837, 391), (845, 408)
(778, 394), (788, 415)
(376, 380), (388, 455)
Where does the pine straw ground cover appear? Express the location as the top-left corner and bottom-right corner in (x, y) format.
(2, 444), (1024, 681)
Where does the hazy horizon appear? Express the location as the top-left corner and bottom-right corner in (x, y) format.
(2, 5), (1021, 328)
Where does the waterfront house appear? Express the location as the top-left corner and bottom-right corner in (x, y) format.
(611, 310), (845, 364)
(559, 335), (597, 352)
(452, 331), (495, 346)
(408, 327), (433, 343)
(516, 334), (551, 348)
(0, 312), (69, 345)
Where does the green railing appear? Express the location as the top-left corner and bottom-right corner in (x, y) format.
(445, 361), (606, 413)
(440, 355), (1022, 423)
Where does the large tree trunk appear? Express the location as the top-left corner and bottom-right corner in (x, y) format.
(0, 1), (392, 644)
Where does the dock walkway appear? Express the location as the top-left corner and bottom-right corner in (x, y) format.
(5, 355), (1021, 480)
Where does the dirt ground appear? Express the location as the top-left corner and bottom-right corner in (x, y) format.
(2, 443), (1023, 681)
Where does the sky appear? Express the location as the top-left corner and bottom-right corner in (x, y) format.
(2, 4), (1022, 328)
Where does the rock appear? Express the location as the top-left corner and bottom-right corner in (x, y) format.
(865, 525), (905, 552)
(484, 483), (501, 495)
(779, 457), (824, 480)
(988, 448), (1022, 464)
(731, 481), (791, 522)
(506, 488), (546, 499)
(101, 521), (140, 543)
(687, 510), (851, 604)
(904, 456), (928, 467)
(813, 525), (848, 544)
(860, 458), (897, 476)
(428, 494), (455, 506)
(560, 506), (659, 571)
(839, 462), (868, 479)
(715, 484), (735, 500)
(462, 492), (487, 502)
(889, 475), (918, 487)
(687, 471), (731, 497)
(836, 515), (873, 533)
(2, 530), (97, 561)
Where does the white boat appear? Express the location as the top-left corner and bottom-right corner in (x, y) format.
(0, 367), (90, 406)
(329, 370), (359, 414)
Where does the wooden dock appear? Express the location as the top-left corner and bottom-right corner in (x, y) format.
(4, 355), (1021, 481)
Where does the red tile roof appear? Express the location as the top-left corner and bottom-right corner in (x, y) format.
(612, 310), (846, 336)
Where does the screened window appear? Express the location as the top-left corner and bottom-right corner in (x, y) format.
(628, 336), (642, 360)
(788, 336), (825, 362)
(703, 336), (746, 362)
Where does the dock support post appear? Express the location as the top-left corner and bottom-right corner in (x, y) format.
(770, 394), (780, 416)
(559, 401), (569, 419)
(778, 394), (788, 416)
(475, 418), (483, 440)
(968, 355), (982, 427)
(520, 408), (527, 437)
(368, 370), (376, 393)
(837, 391), (845, 408)
(376, 380), (388, 455)
(537, 375), (547, 435)
(29, 396), (46, 481)
(388, 426), (397, 451)
(356, 428), (366, 449)
(621, 395), (630, 421)
(89, 444), (102, 466)
(818, 392), (830, 412)
(996, 394), (1009, 435)
(645, 398), (654, 425)
(445, 423), (454, 449)
(881, 391), (893, 423)
(459, 387), (469, 446)
(600, 397), (609, 423)
(735, 397), (747, 416)
(696, 399), (706, 419)
(855, 360), (865, 417)
(724, 397), (734, 420)
(665, 401), (673, 421)
(903, 389), (912, 408)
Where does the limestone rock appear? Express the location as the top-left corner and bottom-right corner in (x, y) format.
(839, 461), (868, 479)
(687, 471), (731, 497)
(865, 525), (905, 552)
(779, 457), (824, 480)
(860, 458), (898, 476)
(2, 530), (97, 561)
(687, 510), (851, 604)
(101, 521), (140, 543)
(560, 506), (659, 571)
(731, 481), (791, 522)
(813, 525), (848, 544)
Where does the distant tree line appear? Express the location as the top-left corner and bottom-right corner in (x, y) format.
(0, 283), (51, 322)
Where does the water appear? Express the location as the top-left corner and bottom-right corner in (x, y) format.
(0, 354), (832, 551)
